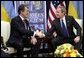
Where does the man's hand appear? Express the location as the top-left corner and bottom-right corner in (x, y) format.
(34, 30), (45, 38)
(74, 36), (80, 43)
(53, 32), (57, 37)
(31, 36), (37, 45)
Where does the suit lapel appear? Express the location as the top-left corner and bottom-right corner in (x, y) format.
(56, 19), (63, 34)
(25, 20), (30, 30)
(18, 16), (26, 29)
(65, 16), (69, 32)
(57, 19), (62, 29)
(18, 16), (31, 30)
(57, 16), (69, 30)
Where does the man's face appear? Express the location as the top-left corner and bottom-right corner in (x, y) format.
(21, 7), (29, 18)
(56, 7), (64, 18)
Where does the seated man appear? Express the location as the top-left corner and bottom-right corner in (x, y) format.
(6, 4), (41, 57)
(47, 6), (81, 52)
(37, 6), (81, 53)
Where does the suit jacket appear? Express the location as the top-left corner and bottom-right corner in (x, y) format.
(6, 16), (34, 46)
(46, 15), (81, 39)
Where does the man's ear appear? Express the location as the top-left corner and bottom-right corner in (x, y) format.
(62, 11), (65, 14)
(21, 11), (23, 14)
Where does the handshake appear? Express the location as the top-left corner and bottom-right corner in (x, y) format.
(33, 30), (45, 38)
(31, 30), (45, 45)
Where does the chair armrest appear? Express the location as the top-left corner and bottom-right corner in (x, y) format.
(1, 36), (8, 50)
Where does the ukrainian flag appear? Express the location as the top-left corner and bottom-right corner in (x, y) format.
(1, 1), (16, 22)
(68, 1), (83, 19)
(68, 1), (83, 35)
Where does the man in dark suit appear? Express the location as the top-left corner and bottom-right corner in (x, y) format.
(33, 6), (81, 53)
(45, 6), (81, 52)
(6, 4), (41, 57)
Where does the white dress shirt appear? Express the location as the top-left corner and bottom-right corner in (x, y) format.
(60, 16), (67, 29)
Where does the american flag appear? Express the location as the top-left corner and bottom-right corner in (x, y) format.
(47, 1), (66, 31)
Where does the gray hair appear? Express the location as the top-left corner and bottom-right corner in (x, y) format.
(58, 6), (66, 15)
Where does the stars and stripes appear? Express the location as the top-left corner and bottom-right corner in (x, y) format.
(47, 1), (66, 30)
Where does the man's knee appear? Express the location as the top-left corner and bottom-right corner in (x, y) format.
(51, 38), (58, 45)
(13, 42), (23, 50)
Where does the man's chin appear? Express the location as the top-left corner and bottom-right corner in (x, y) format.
(25, 16), (28, 18)
(56, 16), (60, 18)
(56, 17), (60, 18)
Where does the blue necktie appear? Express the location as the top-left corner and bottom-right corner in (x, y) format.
(61, 20), (68, 37)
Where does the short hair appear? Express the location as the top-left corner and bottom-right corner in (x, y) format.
(58, 6), (66, 14)
(18, 4), (27, 14)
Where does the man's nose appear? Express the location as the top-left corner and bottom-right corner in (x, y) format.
(56, 14), (59, 16)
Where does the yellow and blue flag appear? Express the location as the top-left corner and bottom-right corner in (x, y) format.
(68, 1), (83, 19)
(1, 1), (16, 22)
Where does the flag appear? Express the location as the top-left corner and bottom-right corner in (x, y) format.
(47, 1), (66, 31)
(68, 1), (83, 35)
(68, 1), (83, 19)
(1, 1), (16, 22)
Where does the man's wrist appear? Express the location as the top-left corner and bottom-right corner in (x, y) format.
(33, 31), (36, 37)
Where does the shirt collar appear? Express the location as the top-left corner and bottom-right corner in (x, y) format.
(19, 15), (25, 21)
(60, 16), (66, 27)
(19, 15), (29, 22)
(60, 16), (65, 21)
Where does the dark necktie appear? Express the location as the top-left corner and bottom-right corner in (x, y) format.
(23, 20), (27, 30)
(61, 20), (69, 37)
